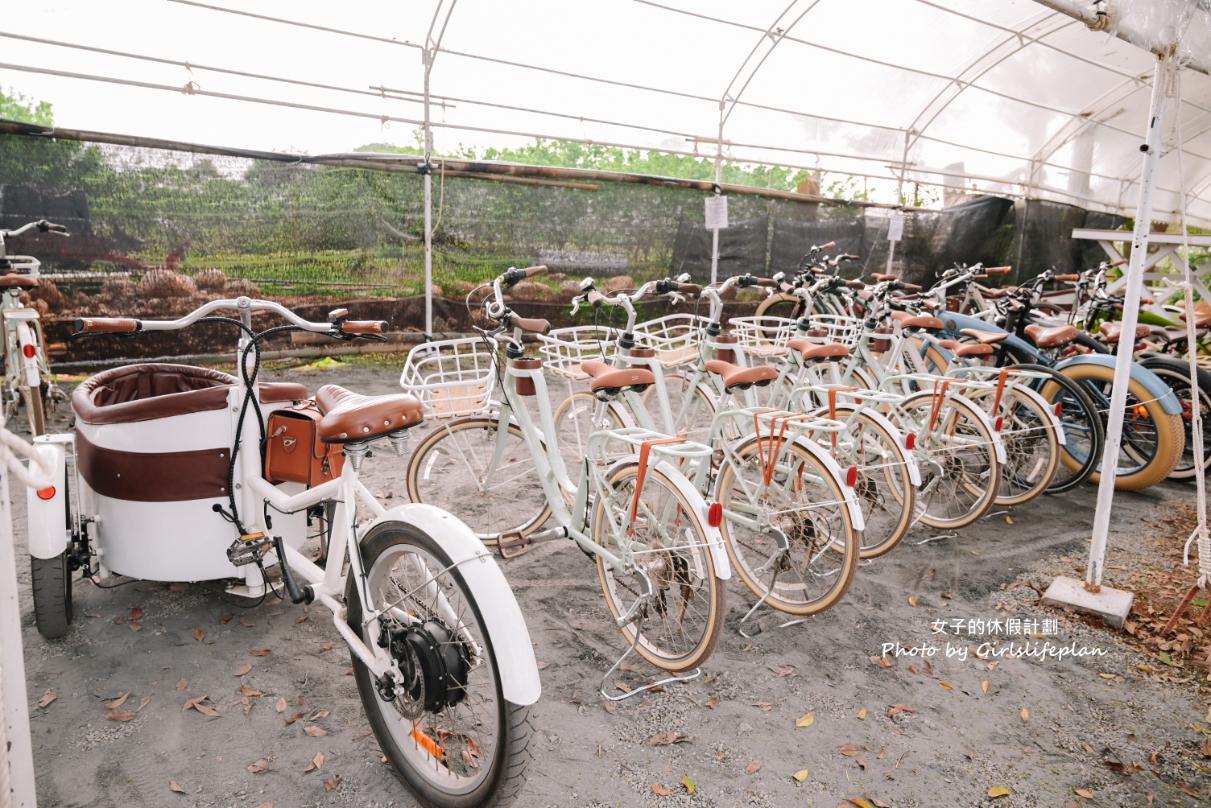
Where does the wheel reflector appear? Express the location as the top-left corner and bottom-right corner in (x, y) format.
(1054, 401), (1063, 417)
(409, 727), (445, 760)
(905, 432), (916, 450)
(707, 501), (723, 527)
(36, 486), (55, 500)
(845, 465), (859, 487)
(994, 416), (1004, 432)
(21, 343), (36, 359)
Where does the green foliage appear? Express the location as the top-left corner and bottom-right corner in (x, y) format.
(0, 87), (53, 126)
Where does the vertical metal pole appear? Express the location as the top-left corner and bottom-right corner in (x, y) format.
(422, 47), (434, 338)
(1086, 57), (1168, 591)
(0, 430), (37, 808)
(710, 103), (724, 286)
(886, 130), (911, 273)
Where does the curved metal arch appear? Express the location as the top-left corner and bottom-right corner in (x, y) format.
(421, 0), (459, 155)
(905, 10), (1068, 154)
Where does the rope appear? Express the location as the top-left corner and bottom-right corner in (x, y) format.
(1172, 67), (1211, 588)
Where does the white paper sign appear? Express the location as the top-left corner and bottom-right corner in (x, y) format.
(705, 195), (729, 230)
(887, 211), (905, 242)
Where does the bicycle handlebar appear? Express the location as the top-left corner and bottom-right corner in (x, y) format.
(1, 219), (69, 238)
(74, 317), (141, 334)
(74, 298), (353, 336)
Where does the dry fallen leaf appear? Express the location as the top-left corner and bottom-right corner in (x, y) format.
(1074, 787), (1094, 799)
(839, 743), (862, 757)
(168, 780), (185, 794)
(988, 786), (1011, 799)
(888, 704), (915, 719)
(106, 710), (136, 722)
(705, 697), (719, 709)
(235, 663), (253, 677)
(647, 731), (689, 746)
(795, 712), (815, 729)
(303, 752), (326, 773)
(105, 692), (131, 710)
(1202, 737), (1211, 759)
(303, 725), (328, 738)
(907, 595), (919, 607)
(981, 680), (990, 694)
(318, 642), (334, 653)
(240, 685), (263, 698)
(869, 655), (892, 669)
(37, 689), (57, 709)
(651, 784), (671, 796)
(847, 799), (876, 808)
(192, 627), (205, 642)
(751, 701), (774, 712)
(1020, 707), (1030, 723)
(275, 697), (288, 713)
(250, 648), (272, 657)
(322, 774), (341, 792)
(857, 708), (867, 721)
(285, 711), (306, 726)
(680, 774), (696, 795)
(939, 681), (952, 690)
(791, 769), (809, 783)
(745, 760), (762, 775)
(247, 759), (269, 774)
(175, 678), (188, 691)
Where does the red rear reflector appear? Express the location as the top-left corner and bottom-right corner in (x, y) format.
(905, 432), (916, 450)
(36, 486), (55, 500)
(845, 466), (859, 487)
(21, 344), (36, 359)
(707, 501), (723, 527)
(994, 416), (1004, 432)
(1053, 401), (1063, 417)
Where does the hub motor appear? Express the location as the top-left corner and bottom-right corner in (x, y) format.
(380, 619), (470, 714)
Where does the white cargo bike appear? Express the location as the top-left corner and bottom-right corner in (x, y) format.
(25, 296), (540, 808)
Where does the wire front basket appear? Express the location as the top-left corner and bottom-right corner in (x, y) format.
(633, 313), (709, 367)
(799, 314), (863, 348)
(399, 336), (498, 418)
(537, 325), (619, 380)
(729, 316), (796, 358)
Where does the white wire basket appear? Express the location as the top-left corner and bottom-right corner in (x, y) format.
(797, 314), (863, 348)
(399, 336), (499, 418)
(729, 316), (796, 358)
(537, 325), (619, 380)
(633, 313), (709, 367)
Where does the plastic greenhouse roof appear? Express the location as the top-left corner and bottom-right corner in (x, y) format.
(1, 0), (1210, 223)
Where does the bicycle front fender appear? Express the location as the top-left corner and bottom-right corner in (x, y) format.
(646, 458), (732, 581)
(1055, 354), (1182, 415)
(362, 503), (541, 707)
(27, 437), (68, 560)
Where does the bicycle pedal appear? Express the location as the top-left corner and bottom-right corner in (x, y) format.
(496, 532), (533, 560)
(226, 531), (272, 567)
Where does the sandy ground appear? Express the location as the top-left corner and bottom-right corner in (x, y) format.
(12, 362), (1211, 808)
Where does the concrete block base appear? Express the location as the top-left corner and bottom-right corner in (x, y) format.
(1041, 576), (1134, 628)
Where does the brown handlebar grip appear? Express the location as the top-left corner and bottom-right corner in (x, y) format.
(901, 282), (923, 292)
(522, 265), (548, 277)
(75, 317), (139, 334)
(587, 289), (608, 306)
(677, 282), (702, 295)
(985, 266), (1012, 275)
(512, 316), (551, 335)
(1053, 274), (1080, 282)
(754, 277), (779, 288)
(340, 320), (387, 335)
(871, 273), (896, 282)
(1111, 258), (1127, 267)
(819, 241), (836, 250)
(46, 222), (68, 233)
(972, 274), (989, 280)
(845, 279), (866, 289)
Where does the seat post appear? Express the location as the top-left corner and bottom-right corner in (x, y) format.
(342, 441), (369, 472)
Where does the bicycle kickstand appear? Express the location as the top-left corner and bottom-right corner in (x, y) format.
(599, 614), (702, 702)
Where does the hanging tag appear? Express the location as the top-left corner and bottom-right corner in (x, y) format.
(887, 212), (905, 242)
(705, 195), (729, 231)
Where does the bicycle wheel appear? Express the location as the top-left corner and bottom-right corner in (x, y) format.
(755, 293), (802, 320)
(966, 385), (1059, 506)
(1138, 355), (1211, 480)
(405, 417), (551, 544)
(715, 435), (859, 615)
(1059, 363), (1184, 490)
(639, 370), (716, 442)
(1017, 363), (1103, 493)
(552, 391), (627, 475)
(591, 462), (724, 672)
(347, 521), (531, 808)
(810, 407), (916, 559)
(900, 391), (1001, 530)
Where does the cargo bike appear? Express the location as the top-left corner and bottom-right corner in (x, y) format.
(25, 296), (540, 808)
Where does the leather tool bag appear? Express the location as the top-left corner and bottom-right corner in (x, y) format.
(264, 401), (344, 486)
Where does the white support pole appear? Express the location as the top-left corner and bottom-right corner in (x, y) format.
(422, 46), (434, 339)
(1086, 58), (1168, 590)
(0, 443), (37, 808)
(710, 102), (724, 286)
(886, 129), (911, 274)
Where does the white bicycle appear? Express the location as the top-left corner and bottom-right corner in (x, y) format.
(29, 297), (540, 808)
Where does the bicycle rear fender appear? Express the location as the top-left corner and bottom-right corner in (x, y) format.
(1055, 354), (1182, 415)
(362, 503), (542, 707)
(785, 436), (869, 533)
(26, 435), (68, 560)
